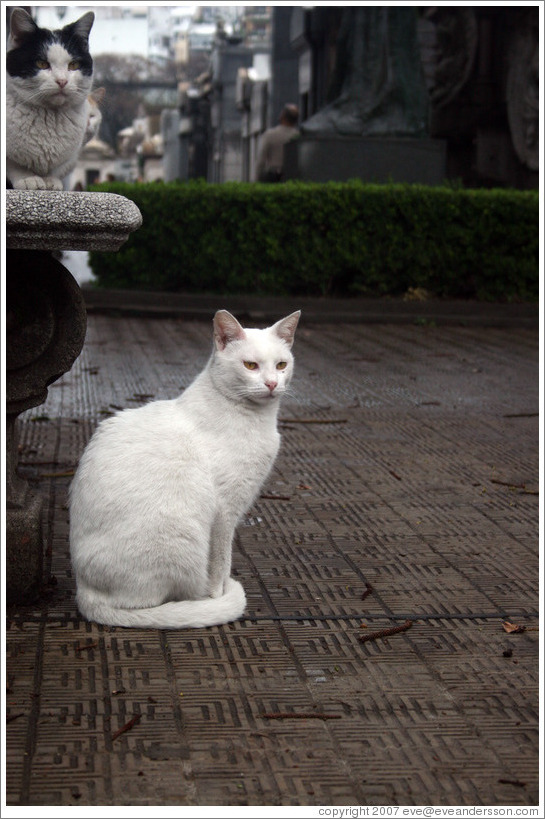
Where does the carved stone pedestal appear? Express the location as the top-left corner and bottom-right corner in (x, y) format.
(284, 135), (446, 185)
(6, 410), (42, 601)
(6, 250), (87, 602)
(6, 191), (142, 603)
(6, 490), (44, 603)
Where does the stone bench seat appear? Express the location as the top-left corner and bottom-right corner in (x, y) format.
(6, 190), (142, 601)
(6, 190), (142, 251)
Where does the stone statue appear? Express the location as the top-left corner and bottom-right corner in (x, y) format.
(303, 6), (429, 137)
(422, 6), (477, 109)
(506, 9), (539, 171)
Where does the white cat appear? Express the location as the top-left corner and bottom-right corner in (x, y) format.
(69, 310), (301, 629)
(6, 8), (96, 190)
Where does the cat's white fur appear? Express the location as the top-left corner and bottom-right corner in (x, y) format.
(69, 310), (301, 629)
(6, 9), (95, 190)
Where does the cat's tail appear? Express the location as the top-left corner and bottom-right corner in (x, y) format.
(75, 578), (246, 630)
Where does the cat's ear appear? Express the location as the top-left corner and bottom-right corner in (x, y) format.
(8, 8), (38, 48)
(67, 11), (95, 41)
(90, 87), (106, 105)
(213, 310), (246, 351)
(271, 311), (301, 349)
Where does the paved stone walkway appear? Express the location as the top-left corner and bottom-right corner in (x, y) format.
(5, 311), (540, 807)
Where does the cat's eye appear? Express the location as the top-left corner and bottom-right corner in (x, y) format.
(68, 60), (80, 71)
(243, 361), (258, 370)
(276, 361), (288, 370)
(36, 59), (50, 70)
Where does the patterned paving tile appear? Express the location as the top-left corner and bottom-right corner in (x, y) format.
(6, 316), (539, 807)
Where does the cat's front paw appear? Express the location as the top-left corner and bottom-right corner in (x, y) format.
(208, 582), (225, 599)
(15, 176), (63, 191)
(14, 177), (44, 190)
(44, 176), (63, 190)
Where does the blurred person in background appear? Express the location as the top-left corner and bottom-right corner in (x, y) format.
(255, 104), (299, 182)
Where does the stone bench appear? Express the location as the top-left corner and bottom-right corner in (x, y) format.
(6, 190), (142, 603)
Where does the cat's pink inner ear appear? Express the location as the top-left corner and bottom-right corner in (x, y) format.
(213, 310), (246, 351)
(272, 311), (301, 348)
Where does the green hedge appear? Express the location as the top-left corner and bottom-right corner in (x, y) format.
(88, 180), (539, 301)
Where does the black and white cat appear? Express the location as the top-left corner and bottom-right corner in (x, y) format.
(6, 8), (97, 190)
(69, 310), (301, 629)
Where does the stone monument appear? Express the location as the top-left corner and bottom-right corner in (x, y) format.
(284, 6), (446, 184)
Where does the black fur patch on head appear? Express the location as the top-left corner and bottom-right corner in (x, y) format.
(56, 20), (93, 76)
(6, 18), (93, 79)
(6, 24), (54, 78)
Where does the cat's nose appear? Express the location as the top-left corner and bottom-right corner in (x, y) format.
(56, 77), (68, 88)
(265, 380), (277, 393)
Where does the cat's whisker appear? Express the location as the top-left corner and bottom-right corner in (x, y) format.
(18, 87), (54, 104)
